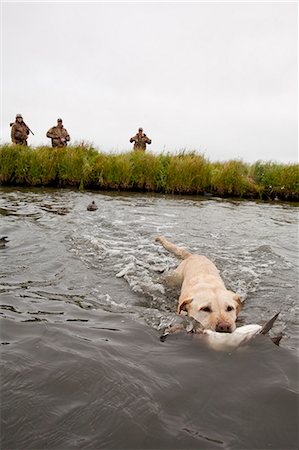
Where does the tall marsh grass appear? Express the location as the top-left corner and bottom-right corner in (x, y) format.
(0, 144), (298, 200)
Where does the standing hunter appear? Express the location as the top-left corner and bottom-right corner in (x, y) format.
(46, 118), (70, 148)
(10, 114), (33, 145)
(130, 127), (152, 151)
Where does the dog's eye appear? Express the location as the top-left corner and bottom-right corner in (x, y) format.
(201, 306), (211, 313)
(227, 306), (234, 312)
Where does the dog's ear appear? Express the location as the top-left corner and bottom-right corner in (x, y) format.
(177, 297), (193, 314)
(233, 294), (242, 315)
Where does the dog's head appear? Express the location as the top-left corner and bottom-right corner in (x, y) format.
(178, 290), (242, 333)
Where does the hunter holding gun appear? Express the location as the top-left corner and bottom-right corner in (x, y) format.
(46, 118), (70, 148)
(130, 127), (152, 151)
(10, 114), (33, 145)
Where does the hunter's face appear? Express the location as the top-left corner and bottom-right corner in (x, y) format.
(58, 121), (63, 128)
(17, 118), (23, 123)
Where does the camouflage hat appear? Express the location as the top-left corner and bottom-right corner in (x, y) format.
(57, 118), (63, 122)
(16, 114), (23, 119)
(138, 127), (143, 131)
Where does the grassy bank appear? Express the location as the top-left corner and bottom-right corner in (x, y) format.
(0, 144), (298, 201)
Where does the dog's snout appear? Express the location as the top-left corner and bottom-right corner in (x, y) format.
(216, 322), (232, 333)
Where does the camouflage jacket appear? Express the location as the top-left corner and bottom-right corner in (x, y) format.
(46, 126), (70, 147)
(130, 133), (151, 151)
(11, 122), (30, 144)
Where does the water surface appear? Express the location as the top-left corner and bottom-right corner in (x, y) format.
(0, 187), (298, 449)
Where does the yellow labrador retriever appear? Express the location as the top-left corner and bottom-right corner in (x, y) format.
(155, 235), (242, 333)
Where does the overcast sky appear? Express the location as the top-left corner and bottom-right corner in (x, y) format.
(1, 1), (297, 163)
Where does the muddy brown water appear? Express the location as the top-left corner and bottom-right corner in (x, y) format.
(0, 187), (298, 450)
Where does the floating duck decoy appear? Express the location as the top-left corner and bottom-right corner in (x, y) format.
(160, 313), (282, 351)
(87, 201), (98, 211)
(0, 236), (9, 248)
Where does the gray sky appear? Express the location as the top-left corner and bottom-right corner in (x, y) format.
(1, 1), (298, 163)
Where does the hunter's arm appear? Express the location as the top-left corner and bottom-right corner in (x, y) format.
(11, 125), (16, 143)
(46, 127), (56, 139)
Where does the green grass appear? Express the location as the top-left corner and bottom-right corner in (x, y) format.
(0, 144), (298, 201)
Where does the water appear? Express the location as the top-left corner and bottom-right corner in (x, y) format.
(0, 187), (298, 450)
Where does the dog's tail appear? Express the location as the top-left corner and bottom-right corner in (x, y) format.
(155, 235), (192, 260)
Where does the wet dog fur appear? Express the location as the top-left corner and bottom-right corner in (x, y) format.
(155, 235), (242, 333)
